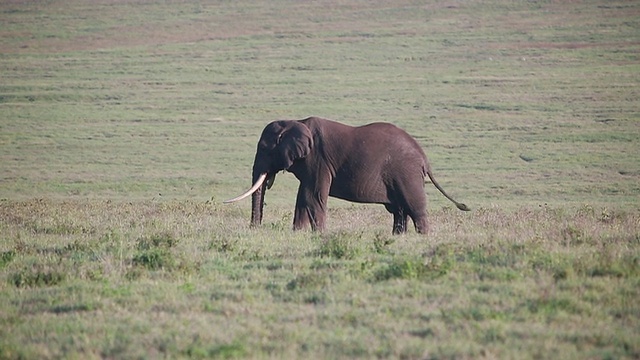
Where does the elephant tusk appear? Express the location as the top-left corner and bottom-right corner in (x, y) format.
(223, 173), (268, 204)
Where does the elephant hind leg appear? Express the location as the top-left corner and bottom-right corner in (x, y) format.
(385, 205), (408, 234)
(400, 186), (429, 234)
(411, 213), (429, 234)
(394, 211), (408, 234)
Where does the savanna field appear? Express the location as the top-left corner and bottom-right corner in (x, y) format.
(1, 1), (639, 359)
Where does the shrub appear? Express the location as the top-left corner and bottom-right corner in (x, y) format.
(316, 231), (360, 260)
(372, 232), (394, 254)
(374, 257), (424, 281)
(131, 248), (175, 270)
(136, 232), (178, 250)
(11, 268), (65, 287)
(0, 251), (15, 268)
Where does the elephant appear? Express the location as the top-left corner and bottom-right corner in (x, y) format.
(224, 117), (469, 234)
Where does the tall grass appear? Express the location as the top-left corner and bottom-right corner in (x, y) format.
(0, 200), (638, 358)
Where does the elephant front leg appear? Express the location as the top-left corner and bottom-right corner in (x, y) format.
(293, 182), (329, 231)
(293, 206), (326, 231)
(293, 204), (311, 230)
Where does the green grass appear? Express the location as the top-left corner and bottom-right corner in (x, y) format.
(0, 201), (638, 358)
(1, 0), (639, 358)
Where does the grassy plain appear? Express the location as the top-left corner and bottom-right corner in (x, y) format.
(0, 0), (639, 358)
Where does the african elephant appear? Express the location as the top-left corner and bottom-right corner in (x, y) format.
(225, 117), (469, 234)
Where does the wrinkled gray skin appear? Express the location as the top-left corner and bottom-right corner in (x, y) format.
(247, 117), (469, 234)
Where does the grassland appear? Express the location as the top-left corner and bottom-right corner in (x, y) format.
(1, 0), (639, 358)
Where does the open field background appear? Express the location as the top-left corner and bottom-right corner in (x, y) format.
(1, 0), (639, 358)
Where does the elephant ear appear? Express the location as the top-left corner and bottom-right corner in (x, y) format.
(279, 122), (313, 169)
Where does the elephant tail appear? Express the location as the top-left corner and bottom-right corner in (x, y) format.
(426, 170), (471, 211)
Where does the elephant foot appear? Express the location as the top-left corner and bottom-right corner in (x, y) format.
(392, 211), (408, 234)
(413, 217), (429, 234)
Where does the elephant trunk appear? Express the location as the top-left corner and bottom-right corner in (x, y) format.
(250, 168), (276, 226)
(250, 178), (266, 226)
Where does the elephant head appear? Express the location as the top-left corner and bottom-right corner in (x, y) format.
(224, 120), (314, 226)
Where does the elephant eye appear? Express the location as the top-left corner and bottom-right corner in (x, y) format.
(276, 133), (284, 145)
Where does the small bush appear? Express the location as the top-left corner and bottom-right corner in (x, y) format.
(424, 244), (456, 277)
(11, 268), (65, 287)
(136, 232), (178, 250)
(316, 231), (360, 260)
(374, 256), (432, 281)
(208, 234), (237, 253)
(132, 248), (175, 270)
(0, 251), (15, 268)
(372, 232), (394, 254)
(286, 272), (328, 291)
